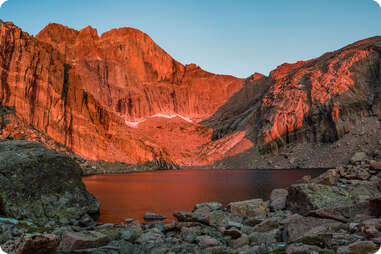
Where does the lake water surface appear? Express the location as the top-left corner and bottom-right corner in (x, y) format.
(83, 169), (327, 223)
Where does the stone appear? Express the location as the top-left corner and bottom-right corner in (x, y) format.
(196, 235), (222, 248)
(281, 214), (342, 242)
(370, 197), (381, 217)
(173, 212), (208, 223)
(193, 207), (211, 217)
(311, 169), (338, 185)
(370, 160), (381, 170)
(248, 229), (280, 245)
(350, 152), (367, 164)
(224, 227), (242, 239)
(287, 183), (353, 214)
(0, 140), (100, 225)
(79, 214), (95, 227)
(59, 231), (111, 251)
(207, 210), (230, 228)
(15, 234), (59, 254)
(124, 218), (135, 223)
(243, 217), (264, 226)
(194, 202), (223, 211)
(143, 212), (166, 221)
(270, 188), (288, 210)
(252, 218), (278, 232)
(337, 240), (378, 253)
(285, 243), (323, 254)
(228, 199), (267, 217)
(229, 234), (249, 249)
(135, 229), (164, 244)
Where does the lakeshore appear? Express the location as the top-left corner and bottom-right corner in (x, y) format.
(0, 140), (380, 254)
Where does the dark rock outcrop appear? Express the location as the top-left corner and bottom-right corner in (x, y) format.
(0, 140), (100, 225)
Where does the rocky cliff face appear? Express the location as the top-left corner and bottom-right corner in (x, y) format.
(0, 22), (246, 166)
(0, 21), (380, 168)
(205, 37), (381, 167)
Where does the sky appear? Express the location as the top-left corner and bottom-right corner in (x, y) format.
(0, 0), (380, 78)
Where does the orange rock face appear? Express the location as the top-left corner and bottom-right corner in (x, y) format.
(1, 21), (379, 167)
(0, 22), (246, 166)
(206, 37), (381, 156)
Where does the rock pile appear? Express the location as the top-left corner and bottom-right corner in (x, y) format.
(1, 152), (380, 253)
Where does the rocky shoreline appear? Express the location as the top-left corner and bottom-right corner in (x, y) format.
(0, 140), (381, 253)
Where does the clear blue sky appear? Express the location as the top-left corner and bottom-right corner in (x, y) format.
(1, 0), (380, 78)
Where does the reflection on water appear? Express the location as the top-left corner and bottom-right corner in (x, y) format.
(83, 169), (327, 223)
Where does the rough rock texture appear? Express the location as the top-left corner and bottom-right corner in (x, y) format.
(206, 37), (381, 168)
(0, 21), (245, 166)
(1, 20), (381, 168)
(0, 140), (100, 225)
(1, 158), (381, 253)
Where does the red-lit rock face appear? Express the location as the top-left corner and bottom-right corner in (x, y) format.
(1, 21), (380, 167)
(36, 23), (244, 123)
(207, 37), (381, 155)
(0, 22), (246, 165)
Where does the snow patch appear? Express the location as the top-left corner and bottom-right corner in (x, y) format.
(124, 113), (193, 128)
(125, 120), (143, 128)
(152, 114), (193, 123)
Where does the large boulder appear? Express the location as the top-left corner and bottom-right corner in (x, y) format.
(281, 214), (342, 243)
(228, 199), (267, 217)
(0, 140), (100, 225)
(270, 188), (288, 210)
(59, 231), (111, 251)
(286, 183), (353, 214)
(12, 234), (59, 254)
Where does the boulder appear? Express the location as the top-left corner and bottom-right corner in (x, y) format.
(270, 188), (288, 210)
(311, 169), (338, 185)
(350, 152), (367, 164)
(0, 140), (100, 225)
(59, 231), (111, 251)
(252, 218), (278, 232)
(196, 235), (222, 248)
(281, 214), (342, 242)
(228, 199), (267, 217)
(143, 212), (166, 221)
(15, 234), (59, 254)
(287, 183), (353, 214)
(337, 240), (378, 253)
(208, 210), (230, 228)
(285, 243), (323, 254)
(229, 234), (249, 249)
(224, 227), (242, 239)
(135, 229), (164, 244)
(370, 160), (381, 170)
(346, 180), (381, 203)
(248, 228), (280, 244)
(306, 201), (377, 223)
(194, 202), (223, 211)
(173, 211), (208, 223)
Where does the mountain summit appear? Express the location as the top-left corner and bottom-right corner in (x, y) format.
(0, 22), (380, 168)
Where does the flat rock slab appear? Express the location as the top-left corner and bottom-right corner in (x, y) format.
(144, 212), (166, 221)
(286, 183), (353, 214)
(281, 214), (342, 242)
(59, 231), (111, 251)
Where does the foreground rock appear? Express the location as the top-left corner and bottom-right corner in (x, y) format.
(1, 151), (381, 253)
(0, 140), (100, 225)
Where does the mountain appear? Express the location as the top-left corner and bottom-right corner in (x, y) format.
(0, 21), (380, 168)
(0, 21), (246, 166)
